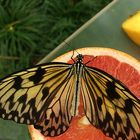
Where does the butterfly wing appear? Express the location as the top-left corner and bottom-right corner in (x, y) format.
(34, 65), (76, 136)
(0, 62), (75, 136)
(81, 66), (140, 140)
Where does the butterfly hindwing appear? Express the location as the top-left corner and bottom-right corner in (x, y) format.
(34, 73), (75, 136)
(81, 66), (140, 140)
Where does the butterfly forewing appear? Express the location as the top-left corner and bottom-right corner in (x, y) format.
(0, 62), (73, 125)
(81, 66), (140, 140)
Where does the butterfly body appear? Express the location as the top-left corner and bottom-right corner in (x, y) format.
(0, 54), (140, 139)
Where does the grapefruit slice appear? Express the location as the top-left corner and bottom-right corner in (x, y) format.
(28, 47), (140, 140)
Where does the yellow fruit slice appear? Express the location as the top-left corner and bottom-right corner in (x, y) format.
(122, 11), (140, 46)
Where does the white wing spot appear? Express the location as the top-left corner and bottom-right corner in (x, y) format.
(8, 114), (12, 119)
(27, 119), (30, 124)
(14, 116), (18, 122)
(20, 117), (24, 123)
(2, 114), (5, 118)
(51, 130), (55, 136)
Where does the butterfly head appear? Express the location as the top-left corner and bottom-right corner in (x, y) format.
(76, 54), (83, 63)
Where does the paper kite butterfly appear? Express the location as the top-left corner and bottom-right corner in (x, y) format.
(0, 54), (140, 140)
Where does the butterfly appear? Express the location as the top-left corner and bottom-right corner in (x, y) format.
(0, 53), (140, 140)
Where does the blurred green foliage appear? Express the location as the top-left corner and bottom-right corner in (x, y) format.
(0, 0), (112, 77)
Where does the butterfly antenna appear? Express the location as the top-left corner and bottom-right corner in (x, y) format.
(85, 56), (98, 65)
(63, 40), (80, 63)
(71, 50), (75, 63)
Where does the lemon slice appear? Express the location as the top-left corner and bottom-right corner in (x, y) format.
(122, 11), (140, 46)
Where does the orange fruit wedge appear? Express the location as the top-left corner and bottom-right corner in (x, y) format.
(122, 11), (140, 46)
(28, 47), (140, 140)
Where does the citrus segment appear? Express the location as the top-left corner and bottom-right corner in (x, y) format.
(29, 47), (140, 140)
